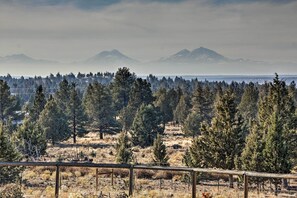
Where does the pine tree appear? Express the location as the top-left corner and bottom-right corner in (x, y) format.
(38, 97), (70, 145)
(67, 83), (87, 143)
(174, 94), (189, 125)
(152, 134), (169, 166)
(182, 112), (203, 137)
(259, 74), (296, 174)
(17, 119), (46, 158)
(119, 78), (153, 131)
(115, 132), (133, 164)
(154, 88), (172, 123)
(0, 80), (19, 123)
(183, 84), (212, 137)
(0, 124), (22, 184)
(55, 79), (71, 113)
(130, 104), (164, 147)
(238, 82), (259, 124)
(29, 85), (46, 122)
(111, 67), (135, 113)
(187, 90), (246, 170)
(240, 122), (265, 173)
(83, 82), (116, 139)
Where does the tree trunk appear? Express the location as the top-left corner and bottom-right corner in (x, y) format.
(229, 174), (234, 188)
(73, 115), (77, 144)
(100, 126), (103, 139)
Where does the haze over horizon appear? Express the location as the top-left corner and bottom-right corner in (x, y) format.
(0, 0), (297, 76)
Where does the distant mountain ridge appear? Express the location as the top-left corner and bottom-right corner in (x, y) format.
(0, 47), (256, 66)
(0, 54), (58, 64)
(160, 47), (228, 63)
(83, 49), (138, 65)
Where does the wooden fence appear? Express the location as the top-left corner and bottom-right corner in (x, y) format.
(0, 161), (297, 198)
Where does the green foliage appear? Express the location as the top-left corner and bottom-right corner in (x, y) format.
(119, 78), (153, 131)
(0, 124), (22, 184)
(152, 134), (169, 166)
(111, 67), (136, 112)
(183, 84), (213, 137)
(115, 132), (133, 164)
(173, 94), (190, 125)
(67, 83), (87, 143)
(238, 82), (259, 124)
(17, 119), (46, 158)
(29, 85), (46, 122)
(154, 88), (172, 123)
(259, 74), (296, 174)
(0, 80), (19, 122)
(182, 112), (203, 137)
(130, 104), (164, 147)
(240, 122), (264, 172)
(54, 79), (71, 112)
(38, 97), (70, 144)
(83, 82), (116, 138)
(186, 90), (246, 170)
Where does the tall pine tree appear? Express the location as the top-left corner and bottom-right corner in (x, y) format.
(29, 85), (46, 122)
(84, 82), (116, 139)
(67, 83), (87, 143)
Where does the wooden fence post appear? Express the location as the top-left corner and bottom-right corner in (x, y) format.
(129, 166), (134, 196)
(96, 168), (99, 191)
(244, 173), (248, 198)
(192, 171), (196, 198)
(55, 165), (60, 198)
(111, 169), (114, 186)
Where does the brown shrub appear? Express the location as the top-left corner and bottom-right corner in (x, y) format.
(136, 170), (155, 179)
(0, 184), (23, 198)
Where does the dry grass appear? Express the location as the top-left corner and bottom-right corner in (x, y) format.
(16, 125), (296, 198)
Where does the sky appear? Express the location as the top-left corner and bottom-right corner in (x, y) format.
(0, 0), (297, 73)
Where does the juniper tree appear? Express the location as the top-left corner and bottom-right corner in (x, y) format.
(260, 74), (296, 173)
(0, 124), (22, 184)
(38, 97), (70, 145)
(186, 89), (246, 187)
(240, 123), (264, 172)
(115, 132), (133, 164)
(130, 104), (164, 147)
(152, 134), (169, 166)
(17, 119), (46, 158)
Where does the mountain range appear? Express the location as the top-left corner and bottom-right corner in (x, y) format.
(1, 47), (296, 76)
(0, 47), (248, 65)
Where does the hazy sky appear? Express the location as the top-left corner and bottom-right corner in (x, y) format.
(0, 0), (297, 63)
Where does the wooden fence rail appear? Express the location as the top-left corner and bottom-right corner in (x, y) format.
(0, 161), (297, 198)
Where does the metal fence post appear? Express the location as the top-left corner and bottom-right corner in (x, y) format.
(55, 165), (60, 198)
(129, 165), (134, 196)
(192, 171), (196, 198)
